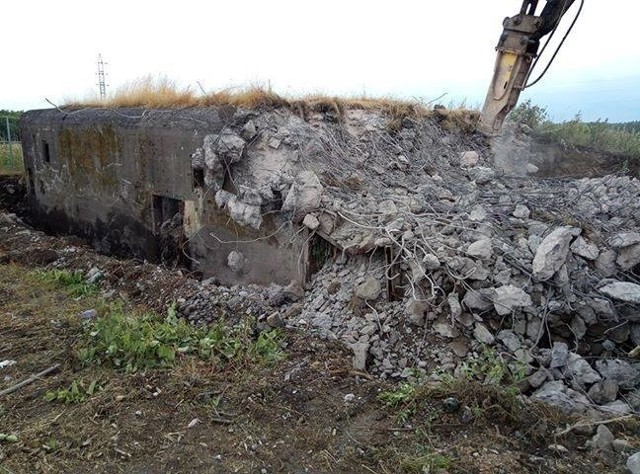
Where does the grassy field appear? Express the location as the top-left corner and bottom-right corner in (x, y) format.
(0, 143), (23, 176)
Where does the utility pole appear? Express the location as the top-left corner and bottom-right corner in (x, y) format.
(96, 54), (108, 100)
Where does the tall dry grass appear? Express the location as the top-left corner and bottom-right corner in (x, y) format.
(64, 76), (479, 130)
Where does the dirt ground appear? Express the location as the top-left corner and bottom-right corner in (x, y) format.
(0, 176), (637, 473)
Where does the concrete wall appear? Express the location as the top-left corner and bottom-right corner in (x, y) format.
(20, 107), (308, 286)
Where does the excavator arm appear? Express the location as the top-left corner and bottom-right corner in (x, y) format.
(477, 0), (576, 135)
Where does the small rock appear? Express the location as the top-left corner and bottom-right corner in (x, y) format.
(525, 163), (539, 174)
(548, 444), (569, 454)
(609, 232), (640, 248)
(467, 239), (493, 260)
(599, 281), (640, 304)
(187, 418), (201, 428)
(497, 330), (521, 352)
(344, 393), (356, 402)
(595, 359), (640, 389)
(628, 452), (640, 474)
(468, 166), (496, 185)
(442, 397), (461, 413)
(227, 250), (245, 273)
(354, 278), (382, 301)
(587, 379), (619, 404)
(571, 237), (600, 260)
(350, 343), (369, 371)
(563, 352), (601, 387)
(527, 368), (549, 389)
(473, 323), (495, 345)
(405, 298), (428, 326)
(463, 289), (494, 311)
(493, 285), (532, 316)
(613, 439), (633, 453)
(512, 205), (531, 219)
(302, 214), (320, 230)
(266, 312), (285, 328)
(588, 424), (614, 451)
(532, 227), (579, 281)
(600, 400), (632, 415)
(460, 151), (479, 167)
(79, 309), (98, 320)
(550, 342), (569, 369)
(617, 244), (640, 270)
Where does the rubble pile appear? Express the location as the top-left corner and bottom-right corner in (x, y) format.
(180, 106), (640, 415)
(4, 104), (640, 418)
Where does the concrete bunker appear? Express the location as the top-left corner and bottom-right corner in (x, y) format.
(20, 107), (318, 286)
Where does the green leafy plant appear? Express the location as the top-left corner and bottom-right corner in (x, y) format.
(378, 383), (418, 407)
(79, 304), (285, 372)
(44, 380), (102, 404)
(36, 269), (99, 297)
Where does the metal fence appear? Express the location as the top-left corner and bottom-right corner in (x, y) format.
(0, 116), (23, 173)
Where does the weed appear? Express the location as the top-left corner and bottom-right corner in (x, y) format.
(42, 438), (60, 452)
(378, 383), (418, 407)
(79, 304), (285, 372)
(44, 379), (102, 404)
(400, 447), (452, 473)
(36, 269), (99, 297)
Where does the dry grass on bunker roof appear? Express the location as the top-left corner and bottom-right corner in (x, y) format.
(64, 76), (477, 122)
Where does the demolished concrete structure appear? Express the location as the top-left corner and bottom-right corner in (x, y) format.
(20, 104), (640, 416)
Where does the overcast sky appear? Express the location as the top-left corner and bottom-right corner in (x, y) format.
(3, 0), (639, 122)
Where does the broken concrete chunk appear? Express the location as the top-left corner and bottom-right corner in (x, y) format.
(550, 342), (569, 369)
(204, 130), (246, 165)
(493, 285), (532, 316)
(463, 289), (494, 311)
(588, 425), (615, 451)
(405, 298), (428, 326)
(617, 243), (640, 270)
(227, 250), (245, 273)
(595, 359), (640, 389)
(588, 379), (619, 404)
(467, 239), (493, 260)
(468, 166), (496, 185)
(350, 343), (369, 371)
(241, 120), (257, 140)
(468, 205), (487, 222)
(354, 277), (382, 301)
(447, 293), (462, 320)
(423, 254), (441, 270)
(563, 352), (601, 387)
(532, 226), (579, 281)
(598, 281), (640, 304)
(227, 196), (263, 229)
(282, 171), (323, 222)
(191, 147), (205, 169)
(595, 249), (617, 277)
(459, 150), (479, 167)
(609, 232), (640, 248)
(302, 214), (320, 230)
(571, 237), (600, 260)
(473, 323), (495, 345)
(530, 381), (591, 413)
(497, 329), (521, 353)
(512, 204), (530, 219)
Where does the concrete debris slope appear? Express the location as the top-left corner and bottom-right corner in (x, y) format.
(183, 106), (640, 416)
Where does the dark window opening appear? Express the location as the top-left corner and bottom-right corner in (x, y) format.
(152, 194), (188, 268)
(152, 195), (183, 234)
(42, 140), (51, 163)
(193, 169), (205, 189)
(308, 234), (334, 279)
